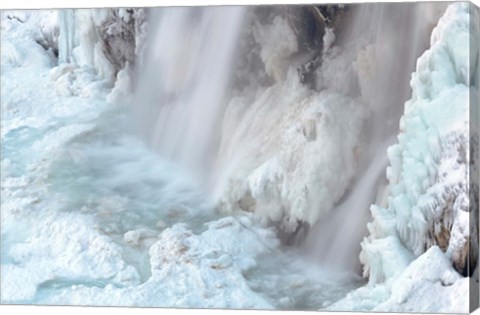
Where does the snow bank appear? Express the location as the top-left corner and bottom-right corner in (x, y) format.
(376, 246), (468, 313)
(1, 11), (57, 72)
(31, 215), (278, 309)
(2, 212), (141, 302)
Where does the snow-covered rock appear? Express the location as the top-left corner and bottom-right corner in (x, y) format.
(215, 70), (367, 236)
(375, 246), (468, 313)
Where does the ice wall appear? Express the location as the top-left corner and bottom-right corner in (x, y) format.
(360, 2), (478, 285)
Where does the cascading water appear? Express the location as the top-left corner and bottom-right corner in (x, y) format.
(134, 2), (446, 275)
(303, 2), (447, 272)
(134, 6), (246, 185)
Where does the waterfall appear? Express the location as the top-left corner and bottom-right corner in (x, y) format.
(134, 6), (246, 185)
(303, 2), (447, 272)
(133, 2), (447, 273)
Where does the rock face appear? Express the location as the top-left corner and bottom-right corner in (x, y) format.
(95, 9), (140, 73)
(231, 5), (346, 91)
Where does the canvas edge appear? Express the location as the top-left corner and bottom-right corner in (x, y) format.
(469, 1), (480, 314)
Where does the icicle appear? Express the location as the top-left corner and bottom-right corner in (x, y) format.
(58, 9), (76, 64)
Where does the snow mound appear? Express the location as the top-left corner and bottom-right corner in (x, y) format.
(2, 212), (140, 302)
(376, 246), (468, 313)
(328, 246), (468, 313)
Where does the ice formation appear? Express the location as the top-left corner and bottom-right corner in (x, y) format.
(57, 8), (146, 84)
(360, 2), (477, 281)
(327, 3), (477, 313)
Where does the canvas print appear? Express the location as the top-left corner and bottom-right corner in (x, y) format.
(1, 1), (479, 313)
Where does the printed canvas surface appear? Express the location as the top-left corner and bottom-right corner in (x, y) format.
(1, 2), (479, 313)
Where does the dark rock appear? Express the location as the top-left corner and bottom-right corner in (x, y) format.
(276, 218), (311, 246)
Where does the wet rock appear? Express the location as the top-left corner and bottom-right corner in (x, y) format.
(277, 219), (310, 246)
(97, 9), (137, 74)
